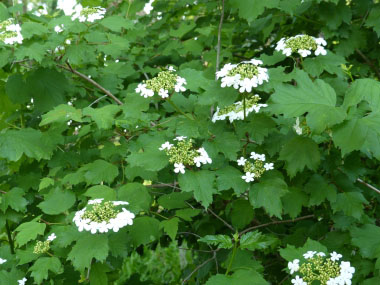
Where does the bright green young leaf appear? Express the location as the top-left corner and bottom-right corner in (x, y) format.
(279, 238), (327, 262)
(39, 178), (55, 191)
(100, 15), (133, 32)
(169, 22), (196, 38)
(0, 187), (27, 212)
(83, 105), (121, 129)
(230, 0), (279, 23)
(29, 257), (62, 284)
(84, 185), (116, 201)
(80, 159), (119, 184)
(15, 218), (46, 247)
(40, 104), (83, 126)
(128, 217), (160, 246)
(118, 183), (151, 213)
(160, 217), (179, 240)
(199, 234), (233, 249)
(38, 188), (76, 215)
(240, 231), (278, 251)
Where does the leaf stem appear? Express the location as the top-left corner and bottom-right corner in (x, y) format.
(166, 98), (194, 120)
(243, 93), (246, 120)
(225, 237), (238, 275)
(5, 220), (15, 254)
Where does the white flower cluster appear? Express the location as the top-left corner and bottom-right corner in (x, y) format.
(47, 233), (57, 241)
(239, 152), (274, 183)
(216, 59), (269, 93)
(275, 35), (327, 57)
(57, 0), (105, 22)
(0, 19), (23, 45)
(293, 117), (303, 135)
(288, 251), (355, 285)
(0, 257), (6, 264)
(18, 278), (27, 285)
(144, 0), (155, 14)
(135, 67), (187, 99)
(73, 199), (134, 234)
(159, 136), (212, 174)
(212, 95), (268, 123)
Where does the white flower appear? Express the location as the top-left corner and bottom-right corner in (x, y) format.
(250, 152), (265, 161)
(141, 87), (154, 98)
(237, 157), (247, 166)
(315, 45), (327, 56)
(293, 117), (303, 135)
(303, 250), (316, 259)
(239, 77), (254, 93)
(317, 252), (326, 257)
(174, 163), (185, 174)
(330, 251), (342, 261)
(298, 49), (311, 57)
(168, 66), (176, 71)
(0, 258), (6, 264)
(174, 136), (187, 141)
(57, 0), (78, 15)
(159, 141), (173, 151)
(2, 23), (23, 45)
(264, 163), (274, 171)
(216, 63), (236, 79)
(158, 88), (169, 98)
(112, 201), (129, 206)
(47, 233), (57, 241)
(242, 172), (255, 183)
(291, 276), (307, 285)
(288, 259), (300, 274)
(143, 0), (155, 14)
(315, 37), (327, 46)
(88, 198), (104, 205)
(135, 83), (147, 94)
(18, 278), (27, 285)
(54, 24), (64, 33)
(194, 148), (212, 167)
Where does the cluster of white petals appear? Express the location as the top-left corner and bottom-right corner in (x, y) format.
(0, 19), (23, 45)
(47, 233), (57, 242)
(72, 6), (107, 22)
(143, 0), (155, 14)
(136, 75), (187, 99)
(216, 59), (269, 93)
(275, 35), (327, 57)
(194, 147), (212, 167)
(73, 199), (135, 234)
(289, 251), (355, 285)
(240, 152), (274, 183)
(293, 117), (303, 135)
(18, 278), (27, 285)
(0, 257), (6, 264)
(212, 95), (268, 123)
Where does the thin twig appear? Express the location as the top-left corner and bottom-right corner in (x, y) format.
(207, 208), (235, 232)
(239, 215), (314, 236)
(215, 0), (225, 78)
(146, 182), (180, 189)
(57, 63), (123, 105)
(88, 95), (108, 107)
(355, 49), (380, 79)
(182, 255), (216, 284)
(357, 178), (380, 195)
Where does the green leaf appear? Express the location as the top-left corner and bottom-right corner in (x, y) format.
(89, 262), (109, 285)
(343, 79), (380, 111)
(178, 170), (216, 208)
(68, 234), (109, 271)
(303, 52), (345, 77)
(199, 235), (233, 249)
(270, 69), (346, 133)
(249, 171), (287, 218)
(230, 0), (279, 23)
(206, 269), (268, 285)
(81, 160), (119, 184)
(331, 192), (368, 220)
(84, 185), (116, 201)
(175, 208), (202, 221)
(305, 174), (337, 206)
(15, 43), (46, 62)
(0, 128), (56, 161)
(207, 131), (240, 160)
(169, 22), (196, 38)
(228, 199), (254, 230)
(279, 136), (321, 177)
(38, 188), (76, 215)
(29, 257), (62, 284)
(0, 187), (27, 212)
(157, 192), (193, 210)
(40, 104), (83, 126)
(5, 74), (30, 104)
(39, 178), (55, 191)
(245, 113), (276, 144)
(100, 15), (133, 32)
(160, 217), (179, 240)
(21, 22), (49, 39)
(128, 216), (160, 246)
(83, 105), (121, 129)
(216, 166), (248, 195)
(351, 224), (380, 259)
(280, 238), (327, 262)
(15, 218), (46, 247)
(282, 187), (308, 219)
(118, 183), (151, 213)
(240, 231), (277, 251)
(365, 6), (380, 37)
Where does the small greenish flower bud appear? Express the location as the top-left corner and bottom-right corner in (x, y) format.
(82, 201), (118, 223)
(227, 64), (259, 80)
(33, 241), (50, 254)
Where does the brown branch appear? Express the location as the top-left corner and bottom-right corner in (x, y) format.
(207, 208), (235, 232)
(239, 214), (315, 236)
(182, 254), (217, 284)
(355, 49), (380, 79)
(357, 178), (380, 195)
(57, 63), (123, 105)
(146, 182), (179, 189)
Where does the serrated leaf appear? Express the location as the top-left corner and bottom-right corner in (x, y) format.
(157, 192), (193, 210)
(279, 136), (321, 177)
(100, 15), (133, 32)
(29, 257), (62, 284)
(68, 234), (109, 271)
(128, 216), (160, 246)
(175, 208), (202, 221)
(303, 52), (345, 77)
(343, 79), (380, 111)
(0, 187), (27, 212)
(281, 187), (308, 219)
(38, 188), (76, 215)
(178, 170), (216, 208)
(81, 160), (119, 184)
(365, 6), (380, 37)
(15, 218), (46, 247)
(84, 185), (116, 201)
(228, 199), (254, 230)
(83, 105), (121, 129)
(89, 262), (109, 285)
(279, 238), (327, 261)
(5, 73), (30, 104)
(216, 166), (248, 195)
(160, 217), (179, 240)
(206, 269), (268, 285)
(351, 224), (380, 259)
(169, 22), (196, 38)
(118, 183), (151, 213)
(270, 69), (346, 133)
(249, 171), (287, 218)
(240, 231), (277, 251)
(21, 22), (49, 39)
(230, 0), (279, 23)
(40, 104), (83, 126)
(199, 234), (233, 249)
(305, 174), (337, 206)
(331, 192), (368, 220)
(39, 178), (55, 191)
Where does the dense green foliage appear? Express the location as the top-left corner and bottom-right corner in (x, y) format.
(1, 0), (380, 284)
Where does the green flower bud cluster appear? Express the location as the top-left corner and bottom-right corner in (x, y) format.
(145, 71), (178, 93)
(243, 160), (265, 179)
(285, 35), (317, 53)
(218, 96), (260, 116)
(33, 241), (51, 254)
(0, 19), (13, 30)
(81, 7), (103, 17)
(227, 64), (259, 79)
(82, 201), (118, 223)
(299, 256), (340, 284)
(165, 139), (198, 165)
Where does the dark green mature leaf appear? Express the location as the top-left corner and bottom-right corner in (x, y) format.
(0, 128), (56, 161)
(84, 185), (116, 201)
(83, 105), (121, 129)
(343, 79), (380, 111)
(178, 170), (216, 208)
(160, 218), (179, 240)
(157, 192), (192, 210)
(365, 6), (380, 37)
(351, 224), (380, 259)
(128, 217), (160, 246)
(89, 262), (109, 285)
(230, 0), (279, 23)
(169, 22), (196, 38)
(21, 22), (48, 39)
(100, 15), (133, 32)
(280, 239), (327, 262)
(303, 52), (345, 77)
(15, 43), (46, 62)
(305, 174), (337, 206)
(29, 257), (62, 284)
(68, 234), (109, 271)
(81, 160), (119, 184)
(249, 171), (288, 218)
(0, 187), (27, 212)
(216, 166), (248, 195)
(15, 218), (46, 247)
(40, 104), (83, 126)
(279, 136), (321, 177)
(38, 188), (76, 215)
(5, 74), (30, 104)
(206, 269), (268, 285)
(118, 183), (151, 213)
(282, 187), (308, 219)
(331, 192), (368, 220)
(228, 199), (254, 229)
(240, 231), (277, 251)
(199, 235), (233, 249)
(270, 69), (346, 133)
